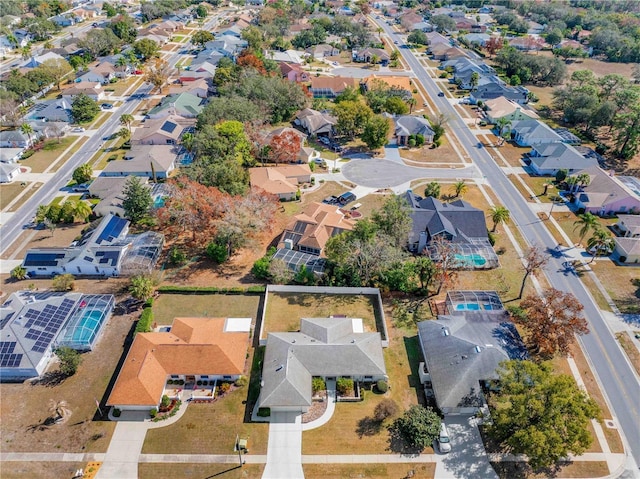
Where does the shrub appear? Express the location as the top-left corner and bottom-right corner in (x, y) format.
(312, 377), (326, 394)
(130, 274), (156, 301)
(113, 408), (121, 417)
(235, 376), (248, 387)
(251, 255), (271, 280)
(21, 149), (35, 159)
(135, 308), (154, 335)
(149, 408), (157, 418)
(10, 265), (27, 280)
(376, 379), (388, 393)
(52, 273), (75, 291)
(206, 240), (228, 263)
(257, 407), (271, 417)
(336, 377), (354, 396)
(56, 346), (82, 376)
(144, 297), (154, 309)
(161, 395), (171, 408)
(219, 382), (231, 394)
(374, 398), (399, 422)
(168, 246), (187, 266)
(408, 138), (416, 147)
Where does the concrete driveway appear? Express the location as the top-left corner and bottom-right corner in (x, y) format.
(262, 411), (304, 479)
(342, 159), (480, 188)
(436, 416), (498, 479)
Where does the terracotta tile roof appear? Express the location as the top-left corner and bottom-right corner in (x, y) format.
(309, 76), (359, 93)
(107, 318), (249, 407)
(249, 165), (311, 195)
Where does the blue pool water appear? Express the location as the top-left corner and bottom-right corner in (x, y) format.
(70, 310), (103, 343)
(455, 254), (487, 267)
(455, 303), (481, 311)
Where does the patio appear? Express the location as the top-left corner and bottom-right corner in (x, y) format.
(164, 380), (217, 401)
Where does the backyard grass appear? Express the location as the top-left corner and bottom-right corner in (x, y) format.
(491, 460), (608, 479)
(303, 463), (435, 478)
(142, 349), (268, 454)
(21, 137), (77, 173)
(139, 464), (265, 478)
(0, 182), (30, 210)
(589, 262), (640, 314)
(152, 293), (261, 326)
(263, 292), (381, 338)
(617, 331), (640, 377)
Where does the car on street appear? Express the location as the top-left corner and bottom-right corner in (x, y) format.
(438, 92), (445, 97)
(394, 40), (399, 44)
(438, 422), (451, 453)
(92, 22), (98, 27)
(101, 103), (114, 110)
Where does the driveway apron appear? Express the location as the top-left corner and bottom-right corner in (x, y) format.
(262, 411), (304, 479)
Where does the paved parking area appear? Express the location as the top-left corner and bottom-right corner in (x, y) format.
(342, 159), (480, 188)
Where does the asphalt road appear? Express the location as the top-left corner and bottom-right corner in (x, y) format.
(0, 10), (230, 257)
(373, 17), (640, 467)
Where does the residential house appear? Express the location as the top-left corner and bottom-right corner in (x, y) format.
(442, 57), (490, 90)
(426, 31), (451, 47)
(463, 33), (490, 47)
(0, 148), (24, 163)
(0, 291), (115, 381)
(220, 25), (244, 38)
(136, 33), (170, 45)
(455, 19), (486, 33)
(205, 35), (248, 58)
(0, 162), (21, 183)
(169, 78), (210, 99)
(295, 109), (337, 137)
(574, 166), (640, 216)
(258, 317), (387, 413)
(249, 164), (312, 201)
(400, 12), (424, 31)
(77, 62), (116, 84)
(30, 98), (73, 123)
(510, 120), (563, 147)
(612, 238), (640, 264)
(30, 121), (68, 141)
(470, 78), (529, 105)
(417, 293), (526, 415)
(508, 35), (548, 52)
(74, 7), (98, 19)
(527, 21), (544, 35)
(131, 116), (195, 146)
(88, 176), (131, 218)
(146, 92), (203, 119)
(21, 52), (65, 68)
(101, 145), (178, 179)
(395, 116), (435, 145)
(0, 130), (32, 149)
(51, 14), (76, 27)
(430, 43), (467, 61)
(484, 97), (539, 124)
(528, 142), (597, 176)
(615, 215), (640, 238)
(23, 214), (164, 277)
(306, 44), (339, 60)
(61, 82), (105, 101)
(107, 317), (250, 411)
(404, 192), (498, 268)
(354, 48), (390, 64)
(279, 62), (310, 83)
(309, 76), (359, 98)
(411, 21), (433, 32)
(0, 36), (16, 56)
(278, 202), (355, 256)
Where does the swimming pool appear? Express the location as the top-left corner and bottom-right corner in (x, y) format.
(68, 309), (104, 343)
(455, 303), (481, 311)
(455, 254), (487, 267)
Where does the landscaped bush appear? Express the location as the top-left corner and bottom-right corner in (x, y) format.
(375, 379), (388, 393)
(374, 398), (399, 422)
(149, 408), (157, 418)
(143, 297), (154, 309)
(112, 408), (121, 417)
(161, 395), (171, 408)
(219, 382), (231, 395)
(21, 149), (35, 159)
(312, 377), (326, 394)
(235, 376), (248, 387)
(135, 308), (154, 335)
(257, 407), (271, 417)
(336, 378), (354, 396)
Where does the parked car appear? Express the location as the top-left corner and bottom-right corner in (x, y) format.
(72, 182), (91, 193)
(337, 192), (356, 206)
(101, 103), (114, 110)
(438, 422), (451, 453)
(318, 137), (331, 145)
(72, 127), (85, 132)
(322, 195), (338, 205)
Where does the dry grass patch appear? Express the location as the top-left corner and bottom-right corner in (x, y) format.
(491, 460), (608, 479)
(88, 112), (112, 130)
(616, 332), (640, 377)
(551, 213), (618, 247)
(0, 462), (85, 479)
(263, 292), (381, 337)
(0, 181), (31, 210)
(356, 192), (392, 218)
(21, 137), (77, 173)
(139, 463), (265, 478)
(578, 273), (612, 312)
(151, 293), (261, 326)
(303, 463), (435, 478)
(283, 181), (348, 217)
(589, 261), (640, 314)
(1, 222), (86, 260)
(494, 143), (530, 168)
(399, 143), (463, 165)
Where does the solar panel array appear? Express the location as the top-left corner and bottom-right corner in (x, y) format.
(96, 216), (128, 244)
(0, 312), (14, 330)
(96, 250), (120, 266)
(161, 121), (177, 133)
(0, 341), (22, 368)
(22, 298), (76, 353)
(24, 252), (65, 267)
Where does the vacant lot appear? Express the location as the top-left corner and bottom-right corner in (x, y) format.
(21, 137), (80, 173)
(0, 221), (86, 261)
(263, 292), (381, 337)
(399, 141), (463, 165)
(590, 262), (640, 314)
(303, 463), (435, 478)
(0, 181), (31, 210)
(139, 464), (265, 478)
(152, 293), (261, 326)
(0, 307), (135, 453)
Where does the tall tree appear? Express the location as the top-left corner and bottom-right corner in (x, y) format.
(573, 212), (599, 245)
(40, 58), (73, 90)
(20, 123), (34, 146)
(518, 245), (549, 299)
(144, 58), (171, 94)
(269, 130), (302, 164)
(489, 205), (510, 232)
(488, 360), (600, 472)
(119, 113), (134, 133)
(517, 288), (589, 357)
(586, 228), (615, 262)
(71, 94), (100, 123)
(133, 38), (159, 61)
(372, 195), (412, 249)
(72, 163), (93, 185)
(389, 405), (441, 451)
(122, 176), (152, 224)
(192, 30), (214, 48)
(361, 115), (390, 150)
(334, 100), (373, 138)
(450, 180), (467, 198)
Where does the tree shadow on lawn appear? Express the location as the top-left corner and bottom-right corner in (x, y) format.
(386, 425), (424, 456)
(356, 416), (384, 438)
(30, 370), (68, 388)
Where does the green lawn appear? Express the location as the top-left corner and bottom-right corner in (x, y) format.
(152, 293), (261, 326)
(263, 292), (382, 338)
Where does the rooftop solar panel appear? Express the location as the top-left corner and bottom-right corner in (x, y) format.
(0, 342), (16, 354)
(24, 253), (65, 267)
(161, 121), (177, 133)
(96, 216), (128, 244)
(0, 353), (22, 368)
(0, 312), (14, 329)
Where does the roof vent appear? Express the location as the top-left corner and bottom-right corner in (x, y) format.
(275, 365), (284, 372)
(474, 345), (482, 353)
(351, 339), (356, 343)
(441, 327), (450, 337)
(461, 355), (468, 360)
(292, 339), (296, 343)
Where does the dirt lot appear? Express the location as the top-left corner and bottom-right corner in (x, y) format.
(399, 141), (464, 165)
(0, 222), (86, 261)
(589, 261), (640, 314)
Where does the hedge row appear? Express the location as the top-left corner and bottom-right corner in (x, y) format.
(157, 285), (266, 294)
(135, 308), (154, 335)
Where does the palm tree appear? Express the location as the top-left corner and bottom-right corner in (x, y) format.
(586, 228), (615, 263)
(424, 181), (441, 199)
(450, 180), (468, 198)
(573, 212), (599, 245)
(20, 123), (34, 147)
(565, 175), (580, 193)
(181, 132), (195, 153)
(72, 200), (93, 223)
(119, 113), (134, 134)
(489, 205), (510, 232)
(495, 117), (511, 145)
(470, 71), (480, 91)
(118, 127), (130, 142)
(48, 399), (71, 424)
(576, 172), (591, 190)
(406, 97), (417, 114)
(21, 45), (31, 59)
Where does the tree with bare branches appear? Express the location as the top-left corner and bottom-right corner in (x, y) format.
(518, 245), (549, 299)
(515, 288), (589, 358)
(48, 399), (72, 424)
(144, 58), (171, 93)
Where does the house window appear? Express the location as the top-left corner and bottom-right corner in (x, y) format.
(171, 375), (179, 379)
(200, 375), (208, 379)
(223, 375), (232, 380)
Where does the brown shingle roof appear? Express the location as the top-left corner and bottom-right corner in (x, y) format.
(107, 318), (249, 407)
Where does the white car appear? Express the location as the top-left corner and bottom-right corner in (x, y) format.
(72, 127), (85, 132)
(438, 422), (451, 453)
